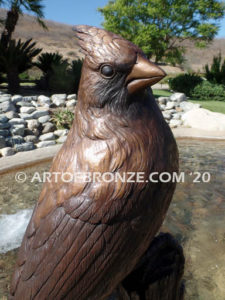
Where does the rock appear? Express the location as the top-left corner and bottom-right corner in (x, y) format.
(0, 147), (16, 157)
(67, 94), (77, 100)
(179, 102), (201, 111)
(16, 101), (35, 107)
(10, 124), (25, 136)
(170, 93), (187, 102)
(25, 128), (40, 137)
(38, 95), (51, 106)
(169, 119), (183, 128)
(0, 94), (11, 103)
(6, 136), (24, 147)
(172, 113), (182, 120)
(42, 122), (55, 134)
(0, 129), (9, 137)
(23, 96), (38, 102)
(31, 109), (49, 119)
(26, 119), (40, 131)
(20, 106), (35, 114)
(31, 100), (38, 107)
(38, 115), (51, 124)
(166, 101), (176, 110)
(24, 135), (38, 143)
(14, 142), (35, 152)
(0, 101), (15, 113)
(66, 100), (77, 108)
(19, 113), (34, 120)
(11, 95), (23, 104)
(57, 136), (67, 144)
(39, 132), (56, 141)
(159, 104), (166, 110)
(51, 94), (66, 107)
(0, 122), (10, 129)
(162, 111), (172, 120)
(36, 141), (56, 148)
(158, 97), (168, 105)
(8, 118), (26, 126)
(0, 115), (8, 123)
(5, 111), (18, 119)
(0, 136), (6, 149)
(54, 129), (69, 137)
(182, 108), (225, 131)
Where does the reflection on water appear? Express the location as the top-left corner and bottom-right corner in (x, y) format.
(0, 140), (224, 299)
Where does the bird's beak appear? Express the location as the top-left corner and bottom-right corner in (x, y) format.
(126, 54), (166, 94)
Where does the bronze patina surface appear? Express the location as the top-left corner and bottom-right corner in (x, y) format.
(10, 25), (178, 299)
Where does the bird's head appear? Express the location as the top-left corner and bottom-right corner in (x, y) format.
(73, 25), (166, 110)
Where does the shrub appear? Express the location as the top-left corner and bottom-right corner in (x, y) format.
(191, 81), (225, 101)
(169, 73), (203, 96)
(204, 53), (225, 85)
(35, 52), (83, 93)
(51, 109), (74, 129)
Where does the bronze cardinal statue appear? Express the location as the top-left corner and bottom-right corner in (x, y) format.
(10, 25), (178, 299)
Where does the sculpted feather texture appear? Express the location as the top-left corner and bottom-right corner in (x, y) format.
(10, 25), (178, 299)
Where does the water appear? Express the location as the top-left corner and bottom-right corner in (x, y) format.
(0, 140), (224, 299)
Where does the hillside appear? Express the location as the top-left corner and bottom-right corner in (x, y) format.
(0, 9), (225, 73)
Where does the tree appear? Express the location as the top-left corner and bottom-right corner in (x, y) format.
(98, 0), (225, 64)
(0, 38), (41, 93)
(0, 0), (46, 49)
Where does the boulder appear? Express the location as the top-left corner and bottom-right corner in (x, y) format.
(172, 113), (182, 120)
(16, 101), (34, 107)
(26, 119), (40, 131)
(0, 129), (9, 137)
(67, 94), (77, 100)
(5, 111), (18, 119)
(0, 147), (16, 157)
(162, 111), (172, 120)
(179, 102), (201, 111)
(19, 113), (34, 121)
(23, 96), (38, 102)
(6, 135), (24, 147)
(0, 94), (11, 103)
(38, 115), (51, 124)
(51, 94), (66, 107)
(38, 95), (51, 106)
(11, 95), (23, 104)
(24, 135), (38, 143)
(42, 122), (55, 134)
(36, 141), (56, 148)
(8, 118), (26, 126)
(182, 108), (225, 131)
(157, 97), (168, 105)
(66, 100), (77, 108)
(0, 101), (15, 113)
(54, 129), (69, 137)
(0, 115), (8, 123)
(170, 93), (187, 102)
(31, 109), (49, 119)
(169, 119), (183, 128)
(39, 132), (56, 141)
(10, 124), (25, 136)
(14, 142), (35, 152)
(0, 136), (6, 149)
(57, 136), (67, 144)
(20, 106), (36, 114)
(166, 101), (176, 110)
(0, 122), (10, 129)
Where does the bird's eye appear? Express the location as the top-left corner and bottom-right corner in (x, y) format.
(100, 65), (115, 78)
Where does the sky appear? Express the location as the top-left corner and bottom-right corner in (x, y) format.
(41, 0), (225, 38)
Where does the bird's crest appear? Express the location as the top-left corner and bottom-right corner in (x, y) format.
(73, 25), (140, 65)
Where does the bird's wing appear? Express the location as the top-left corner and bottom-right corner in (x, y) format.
(10, 185), (135, 300)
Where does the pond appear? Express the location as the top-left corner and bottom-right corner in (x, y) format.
(0, 139), (224, 299)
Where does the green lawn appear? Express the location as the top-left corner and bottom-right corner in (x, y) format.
(152, 89), (225, 114)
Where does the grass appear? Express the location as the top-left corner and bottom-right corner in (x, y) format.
(190, 100), (225, 114)
(152, 89), (225, 114)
